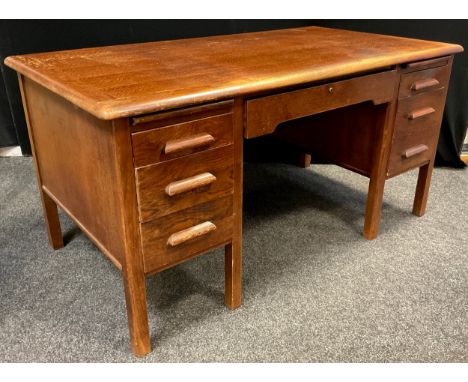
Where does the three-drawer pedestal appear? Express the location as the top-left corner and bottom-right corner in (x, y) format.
(130, 102), (237, 274)
(388, 59), (452, 177)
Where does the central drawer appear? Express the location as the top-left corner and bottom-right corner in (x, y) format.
(245, 70), (397, 138)
(135, 145), (234, 223)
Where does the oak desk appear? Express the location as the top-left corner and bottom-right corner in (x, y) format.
(5, 27), (463, 356)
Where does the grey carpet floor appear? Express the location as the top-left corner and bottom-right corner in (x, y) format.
(0, 157), (467, 362)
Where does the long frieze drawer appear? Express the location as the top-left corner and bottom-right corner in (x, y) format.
(141, 196), (233, 273)
(387, 90), (446, 178)
(131, 112), (233, 167)
(398, 64), (451, 99)
(245, 70), (397, 138)
(135, 145), (234, 222)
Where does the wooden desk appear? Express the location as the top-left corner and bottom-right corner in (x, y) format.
(4, 27), (463, 356)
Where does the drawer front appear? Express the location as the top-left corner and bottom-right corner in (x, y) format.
(403, 56), (450, 71)
(388, 89), (446, 177)
(132, 112), (233, 167)
(245, 70), (397, 138)
(135, 145), (234, 222)
(398, 64), (451, 99)
(141, 196), (233, 273)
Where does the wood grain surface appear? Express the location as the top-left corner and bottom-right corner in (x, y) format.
(4, 27), (462, 120)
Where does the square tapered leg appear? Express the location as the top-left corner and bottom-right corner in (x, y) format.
(412, 162), (435, 217)
(224, 241), (242, 309)
(40, 190), (64, 250)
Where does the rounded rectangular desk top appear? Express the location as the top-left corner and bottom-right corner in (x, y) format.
(5, 26), (463, 120)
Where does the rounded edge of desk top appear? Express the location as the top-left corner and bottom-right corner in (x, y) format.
(4, 26), (464, 121)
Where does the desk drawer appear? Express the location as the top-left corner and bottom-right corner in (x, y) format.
(387, 89), (446, 177)
(131, 112), (233, 167)
(141, 196), (233, 273)
(245, 70), (397, 138)
(135, 145), (234, 223)
(398, 64), (451, 99)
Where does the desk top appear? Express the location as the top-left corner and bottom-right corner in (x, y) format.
(5, 26), (463, 120)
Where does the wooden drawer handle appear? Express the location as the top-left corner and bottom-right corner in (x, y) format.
(411, 78), (440, 92)
(403, 144), (429, 159)
(408, 107), (435, 120)
(167, 221), (217, 247)
(164, 133), (215, 155)
(165, 172), (217, 196)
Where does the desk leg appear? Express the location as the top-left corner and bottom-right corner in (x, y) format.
(364, 175), (386, 240)
(122, 265), (151, 356)
(225, 97), (243, 309)
(40, 190), (64, 250)
(412, 162), (434, 217)
(298, 153), (312, 168)
(363, 98), (398, 240)
(18, 74), (64, 250)
(225, 241), (242, 309)
(112, 119), (151, 356)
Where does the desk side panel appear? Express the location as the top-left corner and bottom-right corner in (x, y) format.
(21, 77), (124, 267)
